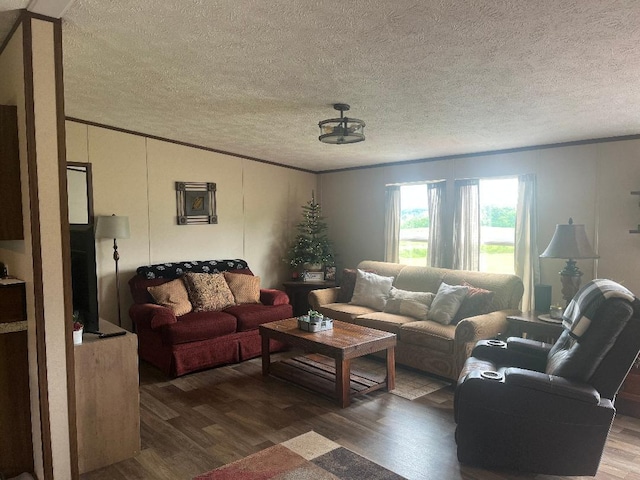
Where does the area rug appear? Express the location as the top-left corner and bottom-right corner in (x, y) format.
(194, 431), (406, 479)
(351, 357), (451, 401)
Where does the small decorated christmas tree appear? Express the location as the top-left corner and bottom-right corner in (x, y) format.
(286, 192), (334, 270)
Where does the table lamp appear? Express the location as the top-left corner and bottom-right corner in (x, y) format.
(95, 214), (130, 326)
(540, 218), (599, 306)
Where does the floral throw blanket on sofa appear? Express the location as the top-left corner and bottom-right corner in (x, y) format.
(137, 259), (249, 280)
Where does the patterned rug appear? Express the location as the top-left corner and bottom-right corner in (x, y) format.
(194, 431), (407, 479)
(350, 356), (451, 401)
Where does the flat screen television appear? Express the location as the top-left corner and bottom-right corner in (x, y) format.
(69, 224), (99, 333)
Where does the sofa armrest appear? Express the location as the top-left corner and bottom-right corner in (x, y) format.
(455, 309), (517, 344)
(129, 303), (177, 330)
(260, 289), (289, 306)
(308, 287), (340, 310)
(453, 309), (516, 375)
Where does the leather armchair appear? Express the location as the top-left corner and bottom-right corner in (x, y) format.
(454, 292), (640, 476)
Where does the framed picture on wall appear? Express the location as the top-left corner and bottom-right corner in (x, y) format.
(176, 181), (217, 225)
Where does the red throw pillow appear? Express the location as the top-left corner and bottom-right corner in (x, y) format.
(453, 282), (495, 323)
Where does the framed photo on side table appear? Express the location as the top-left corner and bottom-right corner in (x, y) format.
(324, 265), (336, 281)
(303, 271), (325, 282)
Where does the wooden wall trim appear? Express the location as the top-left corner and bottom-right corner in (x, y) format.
(319, 133), (640, 174)
(0, 9), (24, 57)
(53, 15), (80, 480)
(65, 116), (316, 174)
(21, 11), (54, 480)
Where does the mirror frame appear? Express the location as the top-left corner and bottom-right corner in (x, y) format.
(67, 162), (94, 225)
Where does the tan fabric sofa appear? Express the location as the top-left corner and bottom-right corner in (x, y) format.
(308, 260), (524, 380)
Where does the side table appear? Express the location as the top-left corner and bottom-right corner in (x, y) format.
(75, 319), (140, 473)
(506, 311), (564, 343)
(283, 280), (336, 316)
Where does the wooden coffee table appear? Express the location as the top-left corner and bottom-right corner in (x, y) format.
(259, 318), (397, 407)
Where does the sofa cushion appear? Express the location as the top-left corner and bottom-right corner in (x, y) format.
(428, 282), (469, 325)
(184, 272), (236, 312)
(337, 268), (375, 303)
(317, 303), (376, 323)
(224, 304), (294, 331)
(161, 311), (238, 345)
(399, 320), (456, 354)
(350, 270), (394, 310)
(354, 311), (416, 335)
(224, 272), (261, 304)
(129, 276), (171, 304)
(384, 287), (435, 321)
(453, 283), (495, 323)
(147, 278), (193, 316)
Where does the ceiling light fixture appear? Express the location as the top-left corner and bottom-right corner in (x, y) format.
(318, 103), (365, 144)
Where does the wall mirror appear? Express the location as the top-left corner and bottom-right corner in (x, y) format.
(67, 162), (93, 225)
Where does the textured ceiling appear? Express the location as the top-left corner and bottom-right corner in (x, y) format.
(6, 1), (640, 171)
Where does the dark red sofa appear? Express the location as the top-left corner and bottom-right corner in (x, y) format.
(128, 259), (292, 376)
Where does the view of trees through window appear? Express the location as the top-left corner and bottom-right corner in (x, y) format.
(399, 184), (429, 265)
(398, 179), (518, 270)
(479, 177), (518, 274)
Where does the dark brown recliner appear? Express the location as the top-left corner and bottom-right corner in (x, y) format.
(454, 282), (640, 476)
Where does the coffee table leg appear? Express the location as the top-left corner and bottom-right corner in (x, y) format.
(336, 358), (351, 408)
(386, 346), (396, 391)
(261, 334), (270, 376)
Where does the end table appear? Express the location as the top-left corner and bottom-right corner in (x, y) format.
(506, 311), (563, 343)
(283, 280), (336, 316)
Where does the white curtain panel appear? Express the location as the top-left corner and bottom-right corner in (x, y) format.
(453, 179), (480, 271)
(427, 181), (447, 267)
(515, 173), (540, 311)
(384, 185), (401, 263)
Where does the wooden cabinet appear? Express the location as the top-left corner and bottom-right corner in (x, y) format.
(0, 105), (23, 240)
(283, 280), (336, 317)
(75, 320), (140, 474)
(0, 280), (33, 478)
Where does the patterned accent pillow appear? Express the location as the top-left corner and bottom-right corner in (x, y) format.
(337, 268), (376, 303)
(224, 272), (260, 304)
(384, 288), (435, 321)
(350, 270), (394, 311)
(453, 282), (495, 323)
(428, 282), (469, 325)
(137, 259), (249, 280)
(147, 278), (193, 316)
(183, 273), (235, 312)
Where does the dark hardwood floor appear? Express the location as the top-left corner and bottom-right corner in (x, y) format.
(80, 353), (640, 480)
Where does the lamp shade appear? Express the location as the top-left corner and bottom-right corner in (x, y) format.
(95, 215), (130, 239)
(540, 219), (598, 260)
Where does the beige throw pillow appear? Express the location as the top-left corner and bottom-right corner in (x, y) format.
(147, 278), (193, 316)
(224, 272), (261, 304)
(428, 282), (469, 325)
(384, 287), (435, 321)
(183, 272), (235, 312)
(350, 269), (394, 311)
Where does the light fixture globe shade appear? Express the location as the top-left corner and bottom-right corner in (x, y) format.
(318, 103), (366, 144)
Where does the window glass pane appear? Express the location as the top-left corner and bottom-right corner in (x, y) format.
(479, 178), (517, 274)
(399, 184), (429, 266)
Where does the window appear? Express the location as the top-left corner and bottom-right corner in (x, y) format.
(479, 178), (518, 274)
(399, 184), (429, 266)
